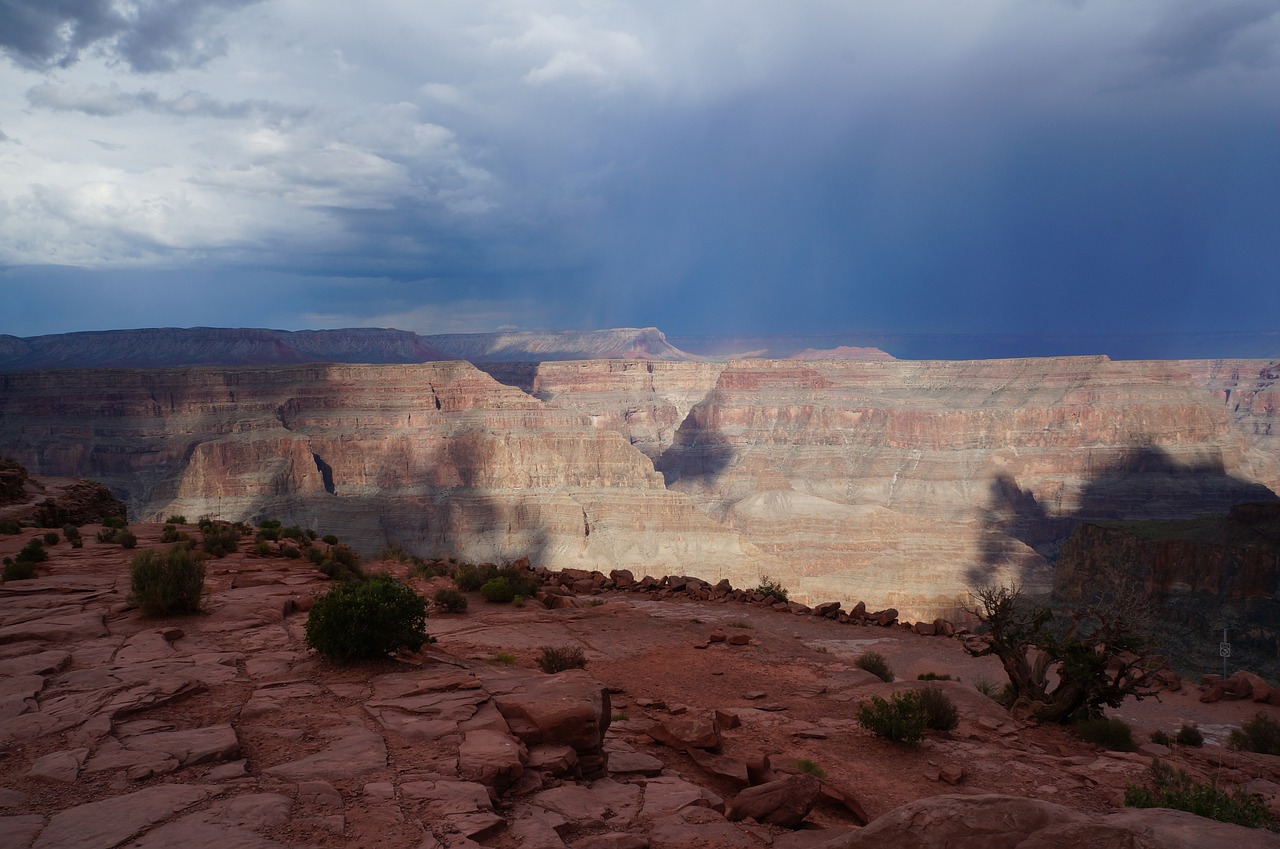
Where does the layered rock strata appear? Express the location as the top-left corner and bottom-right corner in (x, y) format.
(2, 356), (1277, 621)
(0, 363), (765, 589)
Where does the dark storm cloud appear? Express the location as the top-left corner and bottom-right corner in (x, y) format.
(0, 0), (260, 72)
(1142, 0), (1280, 78)
(26, 81), (307, 122)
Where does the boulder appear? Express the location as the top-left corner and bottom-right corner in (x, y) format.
(727, 774), (820, 828)
(645, 714), (721, 752)
(459, 729), (527, 792)
(488, 669), (611, 779)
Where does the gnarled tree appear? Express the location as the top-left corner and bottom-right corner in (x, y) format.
(964, 581), (1165, 723)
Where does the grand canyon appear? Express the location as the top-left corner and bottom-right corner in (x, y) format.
(1, 327), (1276, 631)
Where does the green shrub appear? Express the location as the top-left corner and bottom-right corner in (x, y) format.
(1150, 729), (1172, 746)
(855, 651), (894, 682)
(917, 672), (953, 681)
(16, 539), (48, 564)
(454, 562), (539, 596)
(321, 534), (339, 545)
(795, 759), (826, 779)
(1075, 716), (1137, 751)
(755, 575), (789, 603)
(537, 645), (587, 674)
(254, 541), (273, 556)
(305, 546), (326, 565)
(165, 515), (187, 525)
(280, 544), (301, 559)
(1229, 712), (1280, 756)
(103, 516), (128, 529)
(42, 531), (59, 545)
(378, 543), (414, 562)
(489, 652), (517, 666)
(1176, 723), (1205, 747)
(512, 594), (525, 607)
(3, 558), (37, 581)
(129, 546), (207, 615)
(96, 528), (117, 543)
(304, 575), (428, 661)
(857, 692), (926, 746)
(0, 519), (21, 534)
(201, 522), (242, 558)
(433, 588), (468, 613)
(63, 525), (83, 548)
(918, 686), (959, 731)
(1125, 760), (1272, 829)
(410, 559), (451, 580)
(480, 577), (516, 603)
(281, 525), (306, 542)
(117, 529), (137, 549)
(160, 525), (189, 544)
(256, 518), (282, 542)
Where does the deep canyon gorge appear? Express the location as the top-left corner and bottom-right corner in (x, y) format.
(1, 328), (1277, 624)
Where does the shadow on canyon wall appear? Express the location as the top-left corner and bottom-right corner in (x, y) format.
(972, 444), (1280, 673)
(974, 444), (1278, 590)
(653, 395), (735, 489)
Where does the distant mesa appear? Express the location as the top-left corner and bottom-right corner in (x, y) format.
(786, 346), (895, 361)
(0, 326), (701, 370)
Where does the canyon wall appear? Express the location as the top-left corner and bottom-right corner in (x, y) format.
(1, 356), (1276, 622)
(0, 363), (768, 592)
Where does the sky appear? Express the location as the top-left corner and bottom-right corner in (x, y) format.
(1, 0), (1278, 343)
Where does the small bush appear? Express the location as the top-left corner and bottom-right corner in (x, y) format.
(162, 525), (190, 544)
(489, 652), (517, 666)
(1176, 722), (1204, 748)
(201, 522), (242, 558)
(280, 544), (301, 559)
(918, 686), (960, 731)
(855, 651), (894, 682)
(103, 516), (128, 529)
(857, 692), (926, 746)
(612, 712), (630, 722)
(3, 558), (37, 581)
(512, 594), (525, 608)
(479, 577), (516, 603)
(410, 560), (451, 579)
(0, 519), (22, 534)
(42, 531), (59, 545)
(917, 672), (953, 681)
(433, 587), (468, 613)
(63, 525), (83, 548)
(1229, 712), (1280, 756)
(1150, 729), (1172, 746)
(16, 539), (48, 564)
(96, 528), (117, 543)
(165, 515), (187, 525)
(725, 619), (753, 629)
(378, 543), (414, 563)
(973, 679), (1000, 699)
(1125, 760), (1272, 829)
(755, 575), (789, 603)
(281, 525), (306, 542)
(537, 644), (587, 674)
(117, 529), (137, 549)
(254, 541), (272, 556)
(305, 575), (428, 661)
(305, 546), (326, 565)
(1075, 716), (1137, 751)
(256, 518), (282, 542)
(321, 534), (339, 545)
(795, 759), (827, 779)
(130, 546), (207, 615)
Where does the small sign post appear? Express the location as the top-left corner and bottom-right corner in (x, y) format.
(1220, 627), (1231, 680)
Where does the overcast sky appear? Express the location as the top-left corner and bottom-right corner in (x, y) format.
(1, 0), (1278, 341)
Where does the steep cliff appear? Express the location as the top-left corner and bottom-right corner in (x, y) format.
(1055, 503), (1280, 676)
(0, 363), (767, 588)
(1, 355), (1276, 623)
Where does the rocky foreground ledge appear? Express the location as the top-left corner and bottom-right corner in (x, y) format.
(3, 528), (1280, 848)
